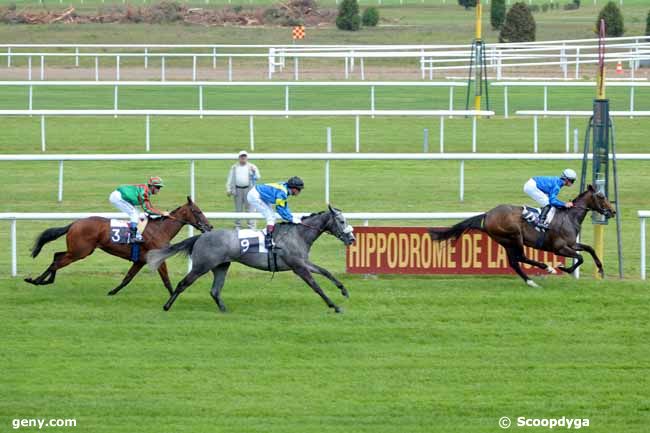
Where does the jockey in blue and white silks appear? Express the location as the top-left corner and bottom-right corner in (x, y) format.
(523, 168), (576, 229)
(247, 176), (304, 249)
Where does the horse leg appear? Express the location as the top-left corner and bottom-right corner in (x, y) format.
(24, 251), (64, 285)
(306, 261), (349, 298)
(209, 262), (231, 312)
(157, 262), (174, 295)
(107, 262), (144, 296)
(505, 247), (538, 288)
(514, 249), (558, 275)
(163, 270), (203, 312)
(575, 242), (604, 278)
(292, 265), (342, 313)
(556, 246), (584, 275)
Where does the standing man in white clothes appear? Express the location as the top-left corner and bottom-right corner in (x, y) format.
(226, 150), (261, 229)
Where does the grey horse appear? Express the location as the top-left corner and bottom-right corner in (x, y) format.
(147, 206), (356, 313)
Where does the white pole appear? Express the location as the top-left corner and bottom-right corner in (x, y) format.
(294, 57), (298, 81)
(575, 47), (580, 79)
(472, 116), (477, 153)
(28, 85), (33, 111)
(573, 128), (579, 153)
(459, 160), (464, 202)
(630, 86), (635, 115)
(199, 85), (204, 119)
(360, 58), (365, 81)
(114, 85), (118, 116)
(187, 226), (194, 273)
(574, 234), (581, 279)
(370, 85), (375, 118)
(95, 56), (99, 81)
(7, 47), (11, 68)
(325, 127), (332, 204)
(75, 47), (79, 67)
(28, 56), (32, 81)
(192, 55), (197, 82)
(543, 86), (548, 112)
(504, 86), (509, 119)
(249, 115), (255, 151)
(145, 115), (151, 152)
(440, 116), (444, 153)
(116, 55), (120, 81)
(344, 56), (349, 80)
(161, 56), (166, 81)
(11, 219), (17, 277)
(355, 115), (360, 152)
(228, 57), (232, 81)
(58, 160), (64, 202)
(565, 116), (570, 153)
(144, 48), (148, 69)
(268, 48), (274, 80)
(533, 116), (538, 153)
(190, 160), (196, 200)
(448, 86), (454, 114)
(40, 55), (44, 80)
(212, 47), (217, 69)
(40, 116), (46, 152)
(636, 218), (645, 280)
(285, 85), (289, 118)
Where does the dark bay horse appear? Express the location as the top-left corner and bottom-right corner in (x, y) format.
(147, 206), (356, 313)
(429, 185), (616, 287)
(24, 197), (212, 295)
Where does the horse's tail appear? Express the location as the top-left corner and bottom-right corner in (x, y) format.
(31, 224), (72, 258)
(429, 214), (485, 241)
(147, 235), (200, 271)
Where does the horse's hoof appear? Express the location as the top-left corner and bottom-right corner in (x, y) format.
(341, 289), (350, 299)
(24, 278), (35, 285)
(334, 306), (343, 313)
(218, 305), (227, 313)
(163, 304), (170, 312)
(526, 279), (540, 288)
(107, 290), (117, 296)
(598, 269), (605, 278)
(557, 266), (569, 274)
(546, 266), (557, 275)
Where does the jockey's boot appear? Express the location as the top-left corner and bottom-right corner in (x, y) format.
(265, 225), (275, 250)
(129, 222), (144, 243)
(536, 205), (551, 230)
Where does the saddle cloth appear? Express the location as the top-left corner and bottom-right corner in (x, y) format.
(238, 229), (269, 254)
(521, 206), (556, 231)
(109, 219), (148, 244)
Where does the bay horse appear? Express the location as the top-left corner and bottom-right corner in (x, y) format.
(24, 197), (213, 295)
(429, 185), (616, 287)
(147, 206), (356, 313)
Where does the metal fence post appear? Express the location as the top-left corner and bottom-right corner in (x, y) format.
(325, 127), (332, 204)
(199, 85), (204, 118)
(116, 55), (120, 81)
(472, 116), (477, 152)
(439, 116), (445, 153)
(190, 160), (196, 201)
(355, 115), (360, 152)
(228, 56), (232, 81)
(58, 160), (64, 202)
(642, 217), (646, 280)
(28, 85), (33, 111)
(423, 128), (429, 153)
(459, 160), (465, 202)
(94, 56), (99, 81)
(75, 47), (79, 67)
(11, 218), (17, 277)
(161, 56), (166, 81)
(145, 115), (151, 152)
(192, 55), (197, 82)
(504, 86), (509, 119)
(565, 116), (570, 153)
(533, 115), (538, 153)
(28, 56), (32, 81)
(40, 55), (44, 80)
(144, 48), (148, 69)
(40, 116), (46, 152)
(249, 115), (255, 151)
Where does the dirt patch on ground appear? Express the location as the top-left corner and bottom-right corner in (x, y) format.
(0, 0), (336, 27)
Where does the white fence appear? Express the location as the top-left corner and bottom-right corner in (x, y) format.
(0, 108), (492, 153)
(640, 211), (650, 280)
(0, 211), (481, 277)
(3, 152), (649, 205)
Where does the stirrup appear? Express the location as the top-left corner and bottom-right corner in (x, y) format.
(134, 233), (144, 243)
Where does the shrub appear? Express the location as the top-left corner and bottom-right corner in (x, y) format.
(336, 0), (360, 31)
(541, 4), (549, 13)
(362, 7), (379, 26)
(499, 2), (536, 43)
(148, 1), (183, 23)
(596, 1), (624, 37)
(458, 0), (477, 9)
(491, 0), (506, 30)
(529, 4), (539, 12)
(645, 10), (650, 36)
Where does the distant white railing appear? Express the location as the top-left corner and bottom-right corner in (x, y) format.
(2, 152), (648, 206)
(515, 110), (650, 153)
(640, 211), (650, 280)
(0, 211), (481, 277)
(0, 109), (491, 153)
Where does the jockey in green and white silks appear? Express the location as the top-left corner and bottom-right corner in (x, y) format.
(109, 176), (168, 242)
(247, 176), (304, 249)
(523, 168), (576, 229)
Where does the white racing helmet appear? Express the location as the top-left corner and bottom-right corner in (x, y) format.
(561, 168), (577, 182)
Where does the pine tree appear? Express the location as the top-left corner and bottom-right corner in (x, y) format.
(499, 2), (536, 43)
(491, 0), (506, 30)
(458, 0), (478, 9)
(597, 2), (624, 37)
(336, 0), (360, 31)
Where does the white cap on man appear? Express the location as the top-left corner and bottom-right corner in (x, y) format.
(238, 150), (248, 158)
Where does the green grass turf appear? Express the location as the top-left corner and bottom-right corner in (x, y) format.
(2, 5), (650, 433)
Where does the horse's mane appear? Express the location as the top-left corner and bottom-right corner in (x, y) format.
(571, 185), (594, 203)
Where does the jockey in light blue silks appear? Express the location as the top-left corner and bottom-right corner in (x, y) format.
(523, 168), (577, 229)
(247, 176), (304, 249)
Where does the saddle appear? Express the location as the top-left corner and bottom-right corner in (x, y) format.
(521, 206), (556, 233)
(109, 219), (148, 244)
(237, 229), (269, 255)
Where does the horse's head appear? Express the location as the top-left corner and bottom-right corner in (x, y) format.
(584, 184), (616, 219)
(172, 196), (213, 232)
(326, 205), (356, 246)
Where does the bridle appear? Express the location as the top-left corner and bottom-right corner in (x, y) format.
(166, 207), (212, 232)
(299, 213), (353, 242)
